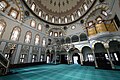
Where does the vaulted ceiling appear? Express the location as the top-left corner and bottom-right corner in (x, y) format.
(24, 0), (96, 25)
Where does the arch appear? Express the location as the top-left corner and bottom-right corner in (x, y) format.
(66, 37), (71, 43)
(42, 37), (46, 47)
(10, 26), (21, 41)
(71, 35), (79, 42)
(61, 38), (65, 44)
(34, 34), (40, 45)
(80, 33), (88, 41)
(0, 19), (6, 38)
(94, 43), (106, 53)
(68, 47), (81, 64)
(81, 46), (94, 65)
(24, 31), (32, 43)
(109, 40), (120, 66)
(94, 42), (112, 69)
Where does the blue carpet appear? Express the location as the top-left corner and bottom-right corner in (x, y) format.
(0, 64), (120, 80)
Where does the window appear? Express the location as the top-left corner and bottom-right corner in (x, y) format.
(96, 16), (102, 23)
(42, 38), (46, 47)
(4, 53), (9, 59)
(25, 31), (32, 43)
(71, 14), (75, 21)
(88, 21), (94, 27)
(40, 55), (44, 62)
(105, 54), (109, 60)
(77, 10), (81, 17)
(71, 25), (76, 30)
(65, 17), (68, 23)
(20, 54), (25, 63)
(59, 32), (63, 37)
(10, 27), (21, 41)
(38, 10), (42, 17)
(83, 4), (88, 11)
(88, 54), (94, 62)
(45, 14), (49, 21)
(30, 19), (36, 28)
(49, 31), (53, 36)
(32, 54), (37, 62)
(35, 34), (40, 45)
(38, 24), (42, 31)
(58, 18), (61, 24)
(54, 32), (58, 37)
(102, 10), (108, 16)
(52, 17), (55, 23)
(0, 0), (9, 11)
(114, 53), (119, 61)
(31, 3), (36, 11)
(9, 8), (19, 19)
(0, 19), (6, 38)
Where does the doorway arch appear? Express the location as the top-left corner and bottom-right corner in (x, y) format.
(94, 43), (111, 69)
(109, 40), (120, 66)
(81, 46), (94, 66)
(69, 48), (81, 64)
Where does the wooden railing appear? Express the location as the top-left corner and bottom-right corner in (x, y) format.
(86, 19), (118, 36)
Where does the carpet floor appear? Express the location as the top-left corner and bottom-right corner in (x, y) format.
(0, 64), (120, 80)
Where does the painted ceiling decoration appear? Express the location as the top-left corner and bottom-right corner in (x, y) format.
(23, 0), (96, 25)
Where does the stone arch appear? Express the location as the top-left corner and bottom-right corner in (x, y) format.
(71, 35), (79, 42)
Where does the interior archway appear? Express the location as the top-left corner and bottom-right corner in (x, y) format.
(109, 40), (120, 69)
(94, 43), (111, 69)
(81, 46), (94, 66)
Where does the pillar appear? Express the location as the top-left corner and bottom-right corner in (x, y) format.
(106, 48), (115, 69)
(14, 44), (22, 64)
(91, 48), (98, 68)
(79, 52), (84, 65)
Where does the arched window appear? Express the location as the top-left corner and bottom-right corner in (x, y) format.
(52, 17), (55, 23)
(38, 23), (42, 31)
(25, 31), (32, 43)
(58, 18), (61, 24)
(42, 38), (46, 47)
(0, 19), (6, 38)
(30, 19), (36, 28)
(54, 32), (58, 37)
(80, 33), (88, 41)
(45, 14), (49, 21)
(71, 14), (75, 21)
(71, 25), (76, 30)
(38, 10), (42, 17)
(64, 17), (68, 23)
(31, 3), (36, 11)
(96, 16), (102, 24)
(49, 31), (53, 36)
(71, 35), (79, 42)
(83, 4), (88, 11)
(66, 37), (71, 43)
(35, 34), (40, 45)
(77, 10), (81, 17)
(10, 27), (21, 41)
(102, 10), (108, 17)
(0, 0), (9, 11)
(9, 7), (19, 19)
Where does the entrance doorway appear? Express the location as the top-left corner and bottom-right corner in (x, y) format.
(73, 56), (78, 64)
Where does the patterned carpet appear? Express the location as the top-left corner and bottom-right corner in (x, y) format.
(0, 64), (120, 80)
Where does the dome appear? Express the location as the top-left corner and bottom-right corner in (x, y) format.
(23, 0), (96, 25)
